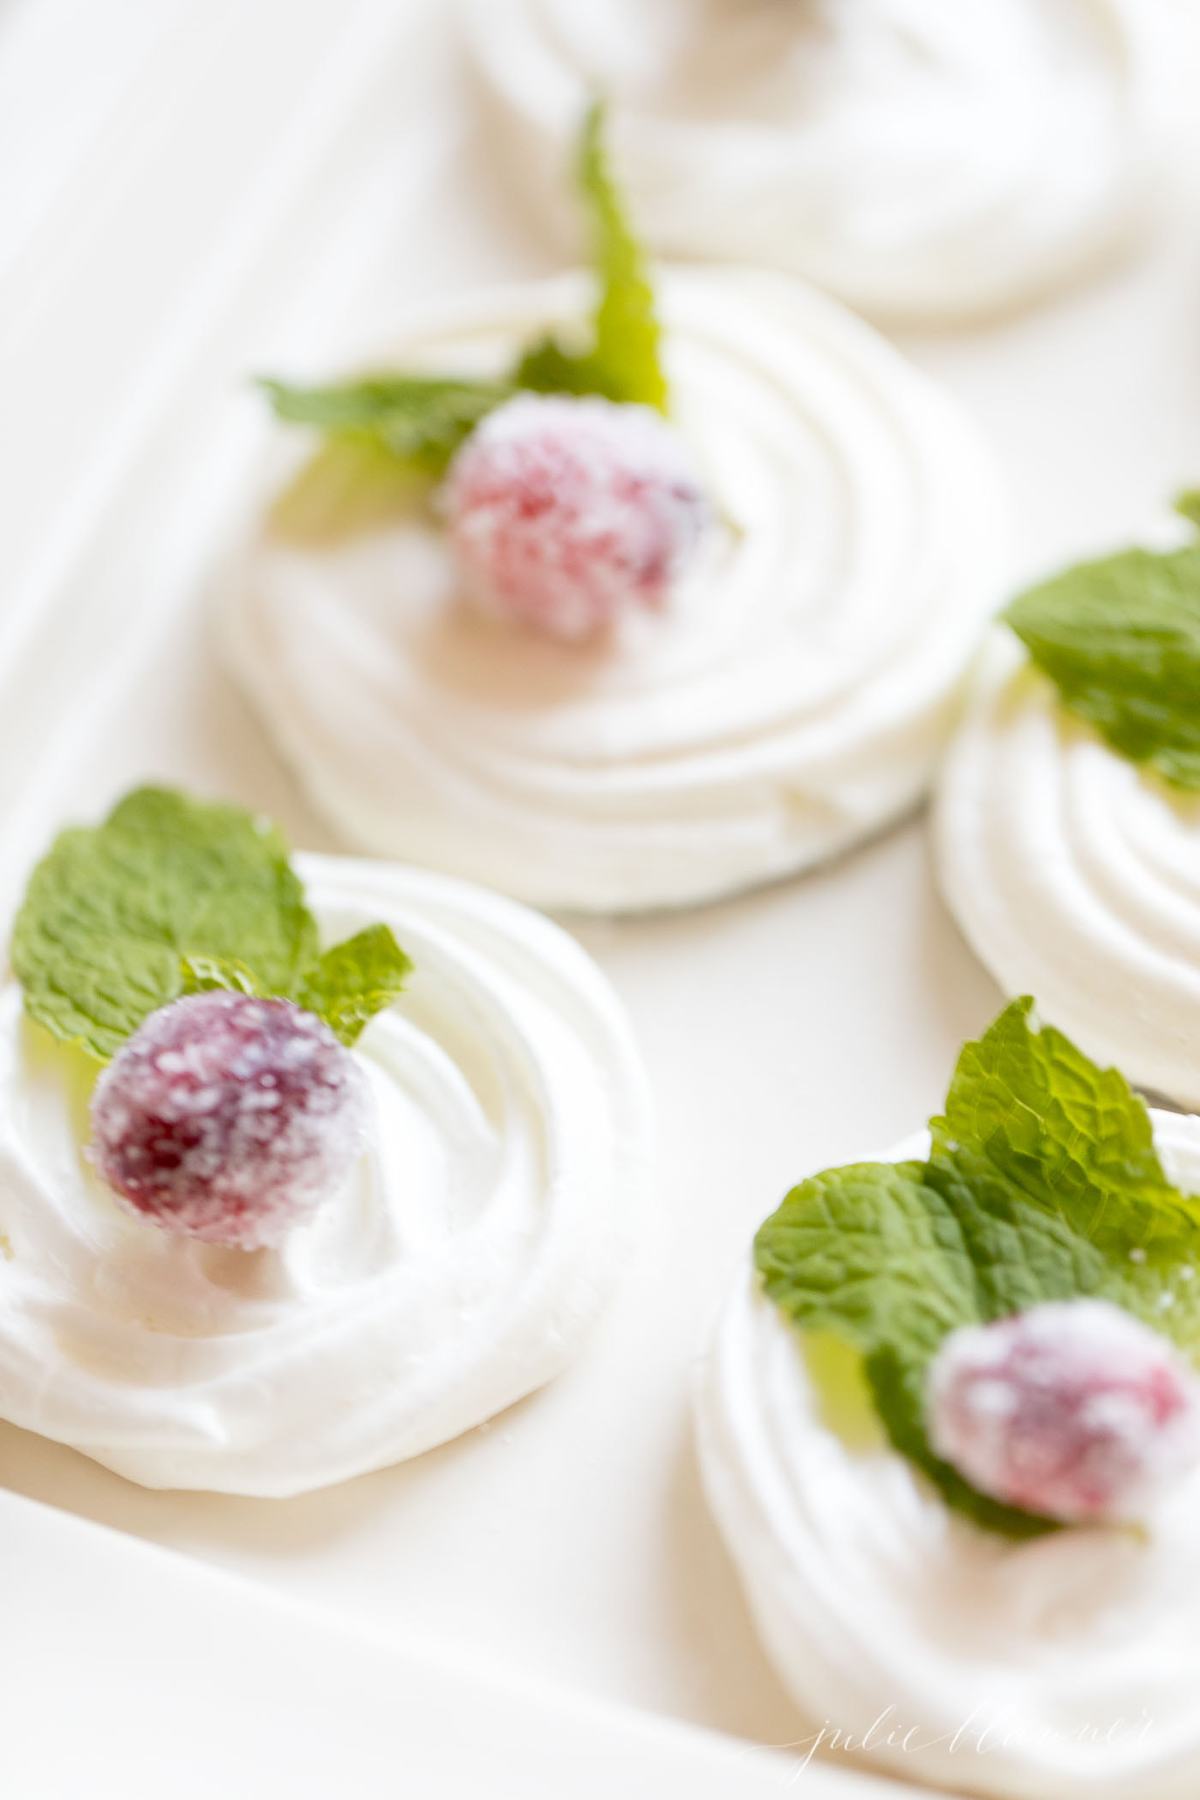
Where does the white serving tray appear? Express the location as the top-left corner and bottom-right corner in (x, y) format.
(0, 1488), (904, 1799)
(2, 0), (1199, 1792)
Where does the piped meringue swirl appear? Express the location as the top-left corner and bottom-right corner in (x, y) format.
(223, 270), (1005, 913)
(696, 1113), (1200, 1800)
(936, 634), (1200, 1109)
(462, 0), (1169, 321)
(0, 853), (651, 1495)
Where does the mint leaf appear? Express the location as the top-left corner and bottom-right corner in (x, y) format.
(180, 954), (265, 997)
(260, 375), (515, 480)
(755, 1158), (1044, 1537)
(511, 337), (608, 399)
(268, 438), (431, 543)
(927, 1002), (1200, 1335)
(12, 789), (316, 1059)
(1005, 536), (1200, 791)
(514, 100), (667, 412)
(297, 924), (412, 1047)
(755, 999), (1200, 1538)
(261, 104), (668, 536)
(12, 788), (410, 1061)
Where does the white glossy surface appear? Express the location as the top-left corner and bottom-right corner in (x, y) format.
(0, 854), (649, 1494)
(3, 0), (1200, 1783)
(936, 632), (1200, 1108)
(697, 1115), (1200, 1800)
(463, 0), (1173, 321)
(224, 270), (1004, 910)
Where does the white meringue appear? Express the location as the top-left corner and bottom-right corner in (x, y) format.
(223, 269), (1004, 911)
(462, 0), (1171, 320)
(696, 1112), (1200, 1800)
(0, 852), (651, 1495)
(935, 633), (1200, 1108)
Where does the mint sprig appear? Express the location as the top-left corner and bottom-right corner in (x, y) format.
(1005, 501), (1200, 791)
(513, 100), (667, 413)
(265, 438), (430, 544)
(259, 375), (517, 482)
(12, 788), (411, 1060)
(261, 102), (668, 534)
(755, 999), (1200, 1538)
(297, 925), (413, 1048)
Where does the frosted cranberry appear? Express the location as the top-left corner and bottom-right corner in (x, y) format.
(444, 392), (709, 641)
(927, 1299), (1200, 1523)
(89, 991), (367, 1250)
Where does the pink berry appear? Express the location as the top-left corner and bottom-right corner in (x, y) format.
(927, 1299), (1200, 1523)
(444, 392), (709, 641)
(89, 991), (367, 1251)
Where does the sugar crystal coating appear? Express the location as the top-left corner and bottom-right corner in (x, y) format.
(89, 990), (367, 1250)
(927, 1298), (1200, 1523)
(443, 392), (709, 641)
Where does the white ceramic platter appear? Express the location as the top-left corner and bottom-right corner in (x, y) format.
(0, 1488), (903, 1798)
(2, 0), (1199, 1791)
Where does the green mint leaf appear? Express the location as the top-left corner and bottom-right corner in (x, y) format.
(754, 1158), (1047, 1538)
(1174, 489), (1200, 530)
(927, 1000), (1200, 1335)
(577, 95), (667, 411)
(12, 788), (410, 1061)
(182, 931), (410, 1046)
(260, 103), (666, 534)
(268, 438), (431, 543)
(511, 335), (610, 399)
(754, 999), (1200, 1538)
(1005, 538), (1200, 790)
(180, 953), (266, 997)
(297, 924), (412, 1047)
(12, 788), (317, 1060)
(513, 99), (667, 412)
(260, 374), (516, 479)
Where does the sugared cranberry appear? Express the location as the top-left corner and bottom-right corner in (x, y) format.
(443, 392), (709, 641)
(927, 1298), (1200, 1523)
(89, 991), (367, 1250)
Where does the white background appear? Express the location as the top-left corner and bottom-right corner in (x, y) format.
(1, 0), (1199, 1771)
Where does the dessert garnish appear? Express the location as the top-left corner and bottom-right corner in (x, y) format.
(755, 998), (1200, 1536)
(224, 84), (1003, 910)
(90, 991), (367, 1250)
(12, 787), (410, 1246)
(262, 101), (667, 487)
(928, 1299), (1200, 1525)
(262, 100), (665, 471)
(1003, 491), (1200, 789)
(0, 824), (649, 1491)
(259, 101), (712, 621)
(443, 392), (708, 640)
